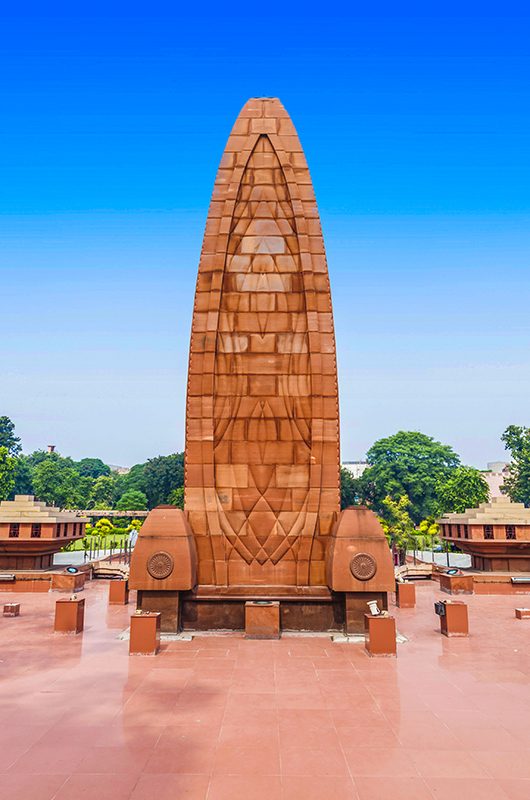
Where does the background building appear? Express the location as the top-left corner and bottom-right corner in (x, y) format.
(481, 461), (510, 499)
(0, 495), (87, 570)
(439, 495), (530, 572)
(341, 461), (369, 479)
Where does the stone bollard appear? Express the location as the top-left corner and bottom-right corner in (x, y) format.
(435, 599), (468, 637)
(515, 608), (530, 619)
(129, 611), (161, 655)
(364, 613), (397, 657)
(245, 600), (280, 639)
(396, 582), (416, 608)
(3, 602), (20, 617)
(54, 597), (85, 634)
(439, 573), (474, 595)
(109, 579), (129, 605)
(51, 571), (86, 593)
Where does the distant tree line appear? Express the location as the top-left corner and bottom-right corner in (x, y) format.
(1, 415), (530, 529)
(0, 415), (184, 511)
(340, 427), (530, 557)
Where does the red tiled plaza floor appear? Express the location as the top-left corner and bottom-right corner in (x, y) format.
(1, 581), (530, 799)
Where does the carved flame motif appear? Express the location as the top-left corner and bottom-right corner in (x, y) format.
(213, 136), (311, 567)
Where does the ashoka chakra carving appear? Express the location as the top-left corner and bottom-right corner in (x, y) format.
(350, 552), (377, 581)
(147, 551), (174, 580)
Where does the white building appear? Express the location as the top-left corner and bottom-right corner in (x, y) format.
(482, 462), (510, 499)
(341, 461), (369, 479)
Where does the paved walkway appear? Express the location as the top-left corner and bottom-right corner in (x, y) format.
(53, 550), (126, 566)
(409, 550), (472, 568)
(1, 581), (529, 799)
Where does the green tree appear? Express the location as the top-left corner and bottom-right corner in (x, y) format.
(114, 462), (147, 500)
(0, 416), (21, 456)
(416, 518), (440, 551)
(88, 475), (116, 509)
(142, 453), (185, 508)
(115, 489), (148, 511)
(169, 486), (184, 509)
(501, 425), (530, 506)
(32, 453), (91, 508)
(26, 449), (55, 468)
(358, 431), (460, 524)
(436, 466), (489, 514)
(0, 446), (16, 500)
(378, 495), (416, 564)
(74, 458), (111, 479)
(11, 455), (33, 497)
(340, 467), (359, 509)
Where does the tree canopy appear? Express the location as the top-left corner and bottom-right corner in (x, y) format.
(142, 453), (185, 507)
(31, 453), (91, 508)
(436, 466), (490, 514)
(74, 458), (111, 479)
(0, 417), (186, 511)
(0, 416), (21, 456)
(501, 425), (530, 506)
(169, 486), (184, 509)
(12, 455), (34, 495)
(358, 431), (460, 523)
(115, 489), (148, 511)
(340, 467), (359, 509)
(0, 446), (16, 501)
(378, 494), (416, 561)
(88, 475), (117, 509)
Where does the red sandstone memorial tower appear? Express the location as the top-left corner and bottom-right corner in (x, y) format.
(186, 98), (340, 589)
(130, 98), (394, 632)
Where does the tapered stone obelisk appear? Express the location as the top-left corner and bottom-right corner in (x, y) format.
(185, 98), (340, 589)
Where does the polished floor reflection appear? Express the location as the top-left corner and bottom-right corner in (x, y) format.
(1, 581), (529, 799)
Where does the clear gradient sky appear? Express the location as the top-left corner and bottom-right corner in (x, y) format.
(1, 2), (529, 467)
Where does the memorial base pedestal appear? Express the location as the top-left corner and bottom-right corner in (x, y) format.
(396, 582), (416, 608)
(439, 601), (468, 637)
(54, 597), (85, 634)
(364, 613), (396, 657)
(245, 601), (280, 639)
(129, 612), (161, 655)
(109, 579), (129, 605)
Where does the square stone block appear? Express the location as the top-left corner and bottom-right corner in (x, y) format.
(364, 614), (396, 657)
(515, 608), (530, 619)
(108, 579), (129, 605)
(245, 601), (280, 639)
(129, 612), (161, 655)
(3, 602), (20, 617)
(52, 572), (86, 593)
(54, 597), (85, 634)
(439, 600), (469, 637)
(439, 573), (474, 595)
(396, 582), (416, 608)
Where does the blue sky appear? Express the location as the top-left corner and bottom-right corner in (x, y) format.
(1, 2), (529, 467)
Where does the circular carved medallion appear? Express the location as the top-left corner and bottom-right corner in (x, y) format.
(350, 552), (377, 581)
(147, 551), (174, 580)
